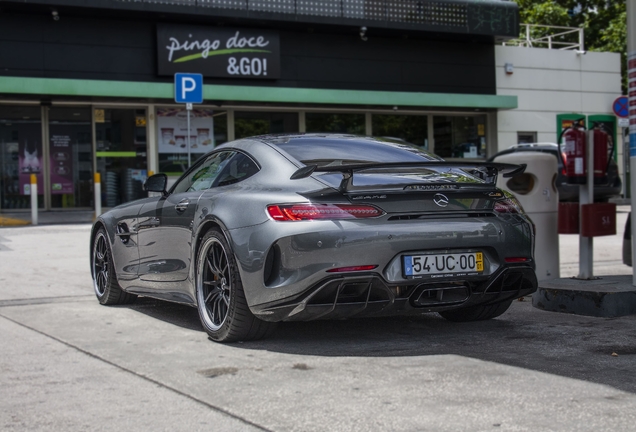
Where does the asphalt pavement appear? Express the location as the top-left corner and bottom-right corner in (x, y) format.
(1, 212), (636, 431)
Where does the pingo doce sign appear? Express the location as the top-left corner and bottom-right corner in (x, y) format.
(157, 24), (280, 79)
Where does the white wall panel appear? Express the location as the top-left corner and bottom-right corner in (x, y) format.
(495, 45), (621, 155)
(496, 68), (582, 92)
(580, 71), (622, 94)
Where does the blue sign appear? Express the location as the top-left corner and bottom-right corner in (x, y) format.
(613, 96), (629, 118)
(174, 73), (203, 104)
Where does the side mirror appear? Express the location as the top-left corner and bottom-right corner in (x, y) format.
(144, 174), (168, 195)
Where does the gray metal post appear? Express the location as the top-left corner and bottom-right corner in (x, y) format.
(186, 102), (192, 168)
(629, 0), (636, 285)
(30, 174), (38, 226)
(578, 130), (595, 279)
(94, 172), (101, 219)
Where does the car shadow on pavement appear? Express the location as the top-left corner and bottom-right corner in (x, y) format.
(127, 296), (203, 332)
(124, 296), (636, 395)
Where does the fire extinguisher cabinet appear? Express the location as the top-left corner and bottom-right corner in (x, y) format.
(493, 152), (559, 282)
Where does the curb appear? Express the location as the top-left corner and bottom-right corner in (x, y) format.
(533, 275), (636, 318)
(0, 216), (31, 227)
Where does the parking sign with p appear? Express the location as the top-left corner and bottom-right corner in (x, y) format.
(174, 73), (203, 104)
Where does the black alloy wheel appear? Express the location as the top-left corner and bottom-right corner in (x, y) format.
(196, 229), (275, 342)
(91, 228), (137, 305)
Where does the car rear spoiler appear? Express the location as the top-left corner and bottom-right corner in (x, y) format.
(290, 161), (526, 192)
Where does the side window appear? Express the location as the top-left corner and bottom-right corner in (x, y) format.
(171, 151), (234, 194)
(214, 153), (260, 187)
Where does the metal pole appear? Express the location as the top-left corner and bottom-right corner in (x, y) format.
(94, 172), (101, 219)
(578, 130), (594, 279)
(30, 174), (38, 226)
(628, 0), (636, 285)
(186, 103), (192, 168)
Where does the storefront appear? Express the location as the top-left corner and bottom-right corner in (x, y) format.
(0, 0), (518, 211)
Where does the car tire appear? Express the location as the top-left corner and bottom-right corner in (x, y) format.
(439, 300), (512, 322)
(92, 228), (137, 305)
(196, 229), (276, 342)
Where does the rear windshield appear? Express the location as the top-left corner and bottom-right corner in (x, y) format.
(274, 137), (439, 166)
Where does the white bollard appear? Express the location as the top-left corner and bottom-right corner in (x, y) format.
(30, 174), (38, 226)
(94, 172), (102, 219)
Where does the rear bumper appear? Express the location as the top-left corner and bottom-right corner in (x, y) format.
(251, 265), (537, 322)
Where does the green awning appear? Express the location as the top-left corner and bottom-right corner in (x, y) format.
(0, 76), (517, 109)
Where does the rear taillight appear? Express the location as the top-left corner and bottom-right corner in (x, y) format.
(494, 197), (524, 214)
(561, 152), (567, 175)
(267, 204), (384, 221)
(326, 265), (378, 273)
(504, 257), (530, 263)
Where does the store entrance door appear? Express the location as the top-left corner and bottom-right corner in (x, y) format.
(95, 108), (148, 208)
(48, 107), (93, 209)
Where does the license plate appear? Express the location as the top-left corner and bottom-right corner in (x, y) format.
(404, 252), (483, 277)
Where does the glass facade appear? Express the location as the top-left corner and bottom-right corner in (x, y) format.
(372, 114), (428, 149)
(96, 108), (148, 207)
(0, 105), (43, 210)
(48, 107), (94, 208)
(0, 104), (492, 212)
(305, 113), (365, 134)
(157, 108), (227, 175)
(433, 115), (487, 159)
(235, 111), (298, 139)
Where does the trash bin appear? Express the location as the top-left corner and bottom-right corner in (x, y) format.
(493, 152), (559, 281)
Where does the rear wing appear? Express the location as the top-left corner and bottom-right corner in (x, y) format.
(290, 161), (526, 192)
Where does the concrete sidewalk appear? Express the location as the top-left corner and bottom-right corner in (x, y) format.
(2, 223), (636, 431)
(0, 211), (94, 226)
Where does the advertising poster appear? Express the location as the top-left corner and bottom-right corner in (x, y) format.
(49, 134), (74, 194)
(18, 136), (43, 196)
(157, 108), (215, 155)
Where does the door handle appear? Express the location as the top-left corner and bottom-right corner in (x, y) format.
(175, 199), (190, 213)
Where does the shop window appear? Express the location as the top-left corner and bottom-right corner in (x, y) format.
(433, 115), (487, 159)
(235, 111), (299, 139)
(48, 107), (94, 209)
(305, 113), (365, 135)
(372, 114), (428, 149)
(96, 108), (149, 207)
(157, 108), (227, 176)
(0, 105), (44, 210)
(517, 132), (537, 144)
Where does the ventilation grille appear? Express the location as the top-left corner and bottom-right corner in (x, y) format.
(120, 0), (469, 27)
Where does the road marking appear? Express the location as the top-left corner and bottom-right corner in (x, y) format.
(0, 295), (94, 308)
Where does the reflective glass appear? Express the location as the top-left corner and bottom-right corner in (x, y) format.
(0, 105), (43, 210)
(48, 107), (93, 208)
(372, 114), (428, 149)
(305, 113), (365, 134)
(235, 111), (298, 139)
(433, 115), (487, 159)
(96, 108), (148, 207)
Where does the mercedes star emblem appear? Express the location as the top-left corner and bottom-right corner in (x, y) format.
(433, 193), (449, 207)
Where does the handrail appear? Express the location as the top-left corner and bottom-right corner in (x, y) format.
(503, 24), (584, 51)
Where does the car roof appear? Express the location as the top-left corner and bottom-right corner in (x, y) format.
(508, 143), (558, 150)
(245, 133), (440, 162)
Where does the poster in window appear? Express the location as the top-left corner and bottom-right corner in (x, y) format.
(18, 135), (44, 196)
(157, 108), (215, 155)
(49, 134), (74, 194)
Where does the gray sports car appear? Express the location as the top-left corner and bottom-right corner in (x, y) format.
(90, 134), (537, 342)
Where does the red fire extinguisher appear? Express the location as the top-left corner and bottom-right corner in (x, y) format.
(558, 120), (614, 185)
(591, 123), (613, 185)
(559, 119), (587, 184)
